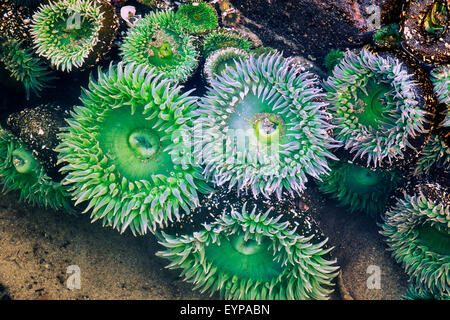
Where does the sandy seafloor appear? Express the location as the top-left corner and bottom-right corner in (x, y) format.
(0, 190), (409, 300)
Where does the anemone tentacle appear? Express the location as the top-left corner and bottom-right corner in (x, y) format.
(193, 53), (339, 198)
(380, 182), (449, 297)
(430, 65), (449, 128)
(56, 62), (211, 235)
(120, 10), (199, 82)
(324, 49), (429, 168)
(414, 134), (450, 176)
(0, 127), (71, 211)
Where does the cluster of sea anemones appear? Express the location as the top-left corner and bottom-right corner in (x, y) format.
(0, 0), (448, 302)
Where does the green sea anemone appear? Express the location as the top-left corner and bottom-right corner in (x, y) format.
(120, 10), (199, 83)
(414, 134), (450, 176)
(156, 189), (339, 300)
(0, 127), (71, 211)
(380, 182), (449, 298)
(318, 159), (403, 217)
(0, 38), (54, 99)
(175, 1), (218, 35)
(250, 46), (278, 58)
(31, 0), (118, 72)
(324, 49), (429, 168)
(373, 24), (401, 48)
(430, 65), (449, 127)
(323, 49), (344, 74)
(192, 53), (338, 198)
(56, 62), (211, 235)
(202, 28), (252, 58)
(221, 8), (242, 27)
(400, 0), (449, 64)
(403, 285), (449, 300)
(203, 47), (248, 85)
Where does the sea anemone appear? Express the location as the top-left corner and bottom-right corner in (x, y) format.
(250, 46), (278, 58)
(0, 127), (71, 211)
(156, 188), (339, 300)
(400, 0), (449, 64)
(56, 62), (211, 235)
(373, 24), (401, 49)
(120, 10), (199, 83)
(31, 0), (119, 72)
(324, 49), (430, 169)
(318, 159), (403, 217)
(175, 1), (218, 35)
(6, 105), (67, 181)
(430, 65), (449, 127)
(380, 182), (449, 298)
(202, 28), (252, 58)
(323, 49), (344, 74)
(403, 285), (449, 300)
(221, 8), (241, 27)
(203, 47), (248, 85)
(192, 53), (338, 198)
(414, 134), (449, 176)
(0, 38), (54, 100)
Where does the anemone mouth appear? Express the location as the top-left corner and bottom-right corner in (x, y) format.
(252, 113), (286, 144)
(120, 10), (198, 82)
(202, 28), (252, 58)
(146, 29), (180, 66)
(422, 0), (448, 36)
(53, 11), (97, 50)
(196, 53), (338, 197)
(205, 233), (283, 282)
(325, 49), (428, 167)
(350, 78), (396, 130)
(12, 148), (38, 174)
(343, 165), (382, 194)
(57, 62), (210, 235)
(97, 106), (174, 182)
(416, 222), (450, 256)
